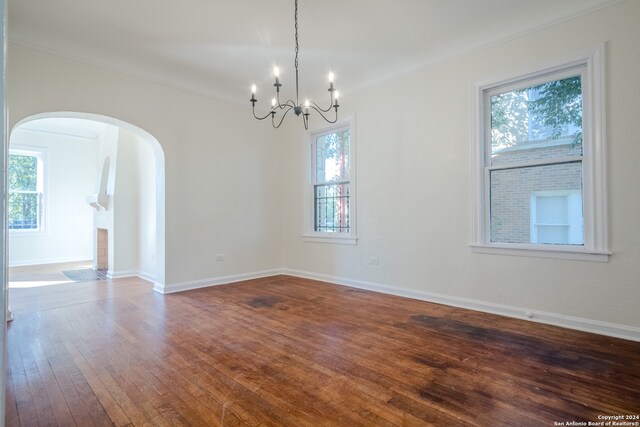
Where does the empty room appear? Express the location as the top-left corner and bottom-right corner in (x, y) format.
(1, 0), (639, 426)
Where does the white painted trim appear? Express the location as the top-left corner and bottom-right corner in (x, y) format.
(7, 40), (248, 108)
(136, 270), (156, 283)
(155, 269), (283, 294)
(105, 269), (156, 285)
(280, 268), (640, 342)
(471, 45), (608, 261)
(15, 125), (101, 141)
(8, 255), (92, 267)
(301, 234), (358, 245)
(303, 116), (357, 243)
(469, 244), (610, 262)
(492, 136), (574, 154)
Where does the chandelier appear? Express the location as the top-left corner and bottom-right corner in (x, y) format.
(250, 0), (339, 130)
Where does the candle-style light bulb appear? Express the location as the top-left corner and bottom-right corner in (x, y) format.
(335, 90), (340, 100)
(328, 72), (334, 83)
(304, 99), (310, 108)
(271, 97), (277, 108)
(273, 66), (280, 78)
(251, 84), (256, 95)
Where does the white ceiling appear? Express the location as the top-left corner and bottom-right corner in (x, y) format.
(18, 118), (107, 140)
(9, 0), (620, 105)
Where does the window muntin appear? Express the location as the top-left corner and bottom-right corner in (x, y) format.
(312, 127), (351, 233)
(8, 149), (45, 231)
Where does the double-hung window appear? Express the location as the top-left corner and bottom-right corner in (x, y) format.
(304, 120), (357, 244)
(8, 147), (46, 232)
(472, 47), (608, 261)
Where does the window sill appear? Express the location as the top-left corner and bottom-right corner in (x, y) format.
(302, 234), (358, 245)
(469, 243), (610, 262)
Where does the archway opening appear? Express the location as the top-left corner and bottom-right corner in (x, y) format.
(7, 112), (165, 290)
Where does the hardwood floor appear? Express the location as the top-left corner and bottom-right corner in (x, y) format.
(6, 275), (640, 426)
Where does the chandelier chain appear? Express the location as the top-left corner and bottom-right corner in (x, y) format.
(294, 0), (300, 104)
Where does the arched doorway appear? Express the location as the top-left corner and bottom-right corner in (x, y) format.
(8, 112), (165, 288)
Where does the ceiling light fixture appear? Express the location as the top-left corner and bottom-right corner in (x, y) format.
(250, 0), (339, 130)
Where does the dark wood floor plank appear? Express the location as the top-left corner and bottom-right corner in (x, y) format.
(7, 274), (640, 426)
(33, 354), (78, 426)
(60, 336), (133, 427)
(5, 364), (19, 423)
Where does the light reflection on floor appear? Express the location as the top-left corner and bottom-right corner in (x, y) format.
(8, 260), (94, 289)
(9, 279), (75, 289)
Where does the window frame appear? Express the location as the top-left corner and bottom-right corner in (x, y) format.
(470, 46), (609, 262)
(8, 145), (47, 234)
(303, 117), (357, 245)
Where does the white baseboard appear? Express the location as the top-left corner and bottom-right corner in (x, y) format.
(8, 256), (92, 267)
(136, 270), (157, 283)
(107, 269), (156, 283)
(281, 268), (640, 343)
(155, 269), (283, 294)
(107, 269), (136, 279)
(151, 266), (640, 342)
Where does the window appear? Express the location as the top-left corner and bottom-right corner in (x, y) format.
(8, 148), (46, 232)
(304, 120), (357, 244)
(530, 191), (583, 245)
(471, 47), (608, 261)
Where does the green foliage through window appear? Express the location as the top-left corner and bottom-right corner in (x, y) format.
(8, 152), (42, 230)
(491, 75), (583, 149)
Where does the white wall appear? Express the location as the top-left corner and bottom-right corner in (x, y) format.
(90, 123), (157, 279)
(8, 128), (98, 266)
(112, 128), (140, 274)
(7, 42), (284, 289)
(281, 1), (640, 333)
(110, 127), (156, 279)
(134, 132), (157, 279)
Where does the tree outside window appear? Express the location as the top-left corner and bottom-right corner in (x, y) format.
(8, 149), (44, 231)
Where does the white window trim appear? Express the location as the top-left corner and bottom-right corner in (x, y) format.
(8, 145), (48, 235)
(302, 117), (357, 245)
(470, 45), (609, 262)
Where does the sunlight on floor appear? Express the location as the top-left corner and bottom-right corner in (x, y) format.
(8, 260), (94, 289)
(9, 279), (75, 289)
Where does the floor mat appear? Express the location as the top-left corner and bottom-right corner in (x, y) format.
(62, 269), (108, 282)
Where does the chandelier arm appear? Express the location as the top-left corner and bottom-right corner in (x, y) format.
(253, 106), (276, 121)
(272, 105), (295, 128)
(309, 99), (334, 113)
(278, 99), (297, 110)
(309, 105), (338, 124)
